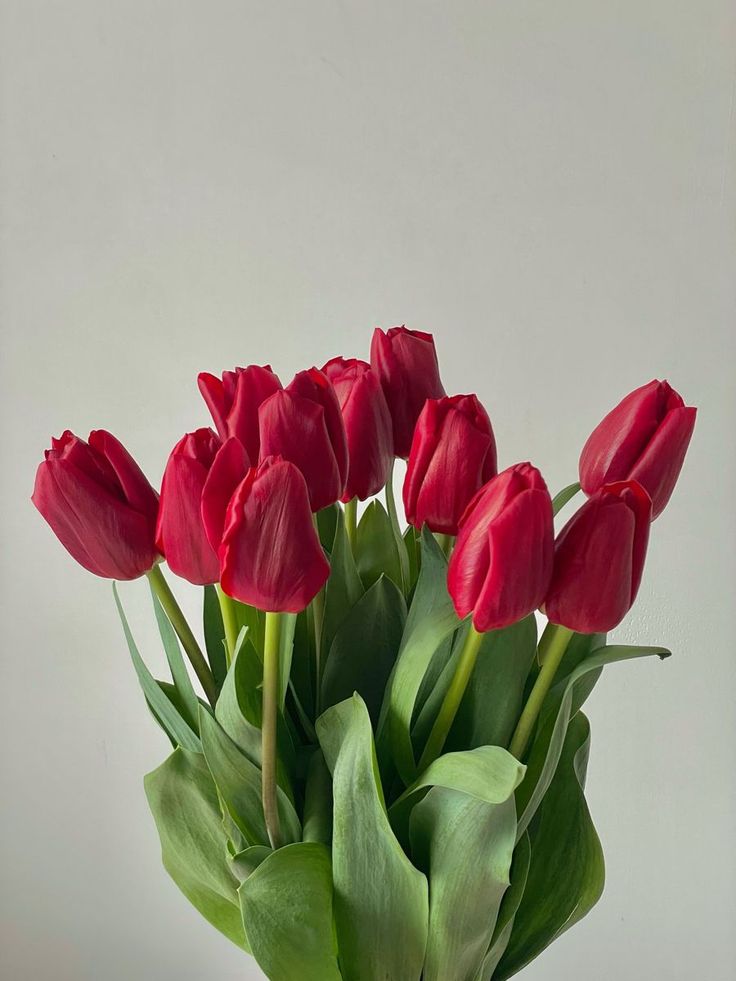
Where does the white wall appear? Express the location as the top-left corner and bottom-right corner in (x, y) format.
(1, 2), (734, 979)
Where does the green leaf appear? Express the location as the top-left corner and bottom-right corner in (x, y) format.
(377, 528), (460, 784)
(385, 464), (411, 592)
(355, 499), (403, 591)
(496, 713), (604, 979)
(113, 583), (201, 753)
(144, 748), (247, 949)
(203, 584), (228, 689)
(516, 643), (670, 837)
(551, 481), (581, 516)
(316, 502), (339, 551)
(321, 575), (407, 723)
(317, 695), (428, 981)
(302, 748), (333, 846)
(239, 842), (342, 981)
(229, 845), (272, 883)
(150, 586), (200, 733)
(199, 707), (301, 848)
(403, 524), (420, 593)
(479, 833), (531, 979)
(322, 508), (365, 657)
(277, 612), (297, 710)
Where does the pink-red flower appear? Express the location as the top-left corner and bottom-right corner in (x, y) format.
(322, 357), (393, 502)
(220, 457), (330, 612)
(201, 437), (251, 553)
(258, 368), (348, 511)
(579, 379), (696, 519)
(198, 365), (282, 462)
(156, 429), (221, 585)
(32, 430), (159, 580)
(545, 480), (652, 633)
(403, 394), (497, 535)
(448, 463), (553, 631)
(370, 326), (445, 458)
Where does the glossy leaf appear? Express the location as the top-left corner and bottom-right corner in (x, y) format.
(317, 695), (428, 981)
(239, 842), (341, 981)
(355, 499), (402, 591)
(144, 748), (246, 949)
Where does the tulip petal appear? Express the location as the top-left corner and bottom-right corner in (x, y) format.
(201, 437), (251, 551)
(629, 406), (696, 519)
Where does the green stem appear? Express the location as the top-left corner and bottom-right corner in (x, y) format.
(536, 620), (557, 665)
(344, 497), (358, 550)
(147, 566), (218, 707)
(262, 611), (284, 849)
(417, 624), (486, 773)
(216, 584), (239, 666)
(509, 624), (574, 760)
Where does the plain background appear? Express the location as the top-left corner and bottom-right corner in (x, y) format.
(1, 2), (734, 979)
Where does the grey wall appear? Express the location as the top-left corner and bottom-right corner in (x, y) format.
(1, 2), (734, 979)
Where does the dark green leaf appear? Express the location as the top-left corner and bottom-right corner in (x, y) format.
(150, 586), (200, 732)
(480, 833), (531, 978)
(315, 503), (339, 550)
(203, 584), (228, 689)
(322, 508), (364, 657)
(302, 748), (333, 846)
(355, 499), (403, 591)
(551, 481), (581, 516)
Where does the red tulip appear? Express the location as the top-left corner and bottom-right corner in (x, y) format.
(403, 394), (497, 535)
(156, 429), (221, 585)
(258, 368), (348, 511)
(198, 365), (282, 462)
(201, 437), (251, 552)
(220, 456), (330, 612)
(370, 326), (446, 458)
(545, 480), (652, 633)
(322, 357), (393, 502)
(579, 379), (696, 519)
(448, 463), (554, 631)
(32, 429), (159, 580)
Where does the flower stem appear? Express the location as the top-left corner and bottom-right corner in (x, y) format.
(417, 624), (485, 773)
(344, 497), (358, 550)
(508, 623), (574, 760)
(147, 565), (218, 707)
(216, 584), (239, 666)
(262, 611), (284, 849)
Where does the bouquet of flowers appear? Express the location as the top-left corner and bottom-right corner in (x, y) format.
(32, 328), (696, 980)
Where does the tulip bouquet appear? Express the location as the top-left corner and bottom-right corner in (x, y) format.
(32, 328), (696, 980)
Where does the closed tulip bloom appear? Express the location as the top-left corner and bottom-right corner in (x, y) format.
(448, 463), (553, 631)
(545, 480), (652, 633)
(32, 429), (159, 580)
(579, 379), (696, 519)
(370, 326), (446, 458)
(201, 436), (251, 552)
(198, 365), (282, 461)
(220, 457), (330, 612)
(258, 368), (348, 511)
(322, 357), (394, 502)
(156, 429), (221, 585)
(403, 394), (497, 535)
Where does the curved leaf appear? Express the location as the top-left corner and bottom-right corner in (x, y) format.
(150, 586), (200, 732)
(355, 499), (403, 591)
(478, 833), (531, 979)
(551, 481), (581, 516)
(203, 584), (228, 689)
(322, 508), (364, 657)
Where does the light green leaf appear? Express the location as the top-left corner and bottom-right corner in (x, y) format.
(239, 842), (342, 981)
(150, 586), (200, 733)
(516, 643), (670, 837)
(317, 695), (428, 981)
(551, 481), (581, 516)
(479, 834), (531, 979)
(355, 499), (403, 591)
(113, 583), (201, 753)
(144, 748), (246, 949)
(321, 575), (407, 723)
(377, 528), (461, 784)
(496, 713), (604, 979)
(229, 845), (272, 883)
(203, 584), (228, 689)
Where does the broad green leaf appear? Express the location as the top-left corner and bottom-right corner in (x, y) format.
(317, 695), (428, 981)
(302, 748), (333, 846)
(516, 643), (670, 837)
(277, 612), (297, 710)
(239, 842), (341, 981)
(551, 481), (581, 516)
(229, 845), (272, 882)
(496, 713), (604, 979)
(479, 833), (531, 979)
(113, 584), (201, 753)
(232, 600), (265, 657)
(316, 502), (339, 551)
(355, 499), (403, 591)
(321, 575), (407, 723)
(199, 708), (301, 848)
(150, 586), (200, 732)
(144, 748), (246, 949)
(377, 529), (461, 784)
(385, 463), (411, 592)
(203, 584), (228, 689)
(322, 508), (364, 657)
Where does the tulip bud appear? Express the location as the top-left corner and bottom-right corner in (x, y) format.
(156, 429), (222, 585)
(403, 394), (497, 535)
(32, 429), (159, 580)
(198, 365), (282, 462)
(258, 368), (348, 512)
(220, 457), (330, 612)
(545, 480), (652, 633)
(201, 437), (251, 552)
(579, 379), (696, 519)
(448, 463), (554, 631)
(370, 326), (445, 458)
(322, 357), (394, 502)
